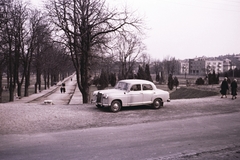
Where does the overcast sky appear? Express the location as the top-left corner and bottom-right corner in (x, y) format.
(30, 0), (240, 60)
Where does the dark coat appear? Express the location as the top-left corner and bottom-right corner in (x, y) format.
(220, 80), (229, 95)
(231, 81), (238, 96)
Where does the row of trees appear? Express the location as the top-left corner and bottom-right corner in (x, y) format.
(1, 0), (155, 103)
(0, 1), (74, 102)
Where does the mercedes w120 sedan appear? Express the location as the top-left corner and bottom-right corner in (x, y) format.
(92, 79), (170, 112)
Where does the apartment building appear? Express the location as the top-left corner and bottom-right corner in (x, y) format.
(223, 59), (232, 71)
(205, 60), (223, 74)
(180, 57), (224, 75)
(179, 60), (189, 75)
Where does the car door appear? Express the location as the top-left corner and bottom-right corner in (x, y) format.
(142, 84), (154, 104)
(127, 84), (143, 106)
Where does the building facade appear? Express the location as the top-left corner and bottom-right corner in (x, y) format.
(185, 57), (225, 75)
(205, 60), (223, 74)
(179, 60), (189, 75)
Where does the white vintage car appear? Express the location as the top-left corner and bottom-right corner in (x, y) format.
(92, 79), (170, 112)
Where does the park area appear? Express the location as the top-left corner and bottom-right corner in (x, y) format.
(1, 74), (239, 103)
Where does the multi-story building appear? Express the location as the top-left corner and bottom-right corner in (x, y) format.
(205, 60), (223, 74)
(236, 54), (240, 61)
(188, 57), (224, 75)
(223, 59), (231, 71)
(189, 57), (206, 75)
(179, 60), (189, 75)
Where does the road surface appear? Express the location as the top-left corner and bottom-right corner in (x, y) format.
(0, 111), (240, 160)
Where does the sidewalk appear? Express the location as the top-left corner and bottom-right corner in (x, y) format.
(12, 74), (83, 105)
(68, 76), (83, 105)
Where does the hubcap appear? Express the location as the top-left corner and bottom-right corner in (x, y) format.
(112, 103), (119, 111)
(155, 100), (160, 107)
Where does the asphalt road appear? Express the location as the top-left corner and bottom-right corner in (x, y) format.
(0, 111), (240, 160)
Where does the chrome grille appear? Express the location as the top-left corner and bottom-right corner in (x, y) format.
(96, 92), (102, 103)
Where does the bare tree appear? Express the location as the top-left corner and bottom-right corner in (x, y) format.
(23, 9), (49, 96)
(0, 3), (7, 102)
(116, 33), (144, 79)
(0, 42), (5, 102)
(3, 0), (21, 101)
(163, 56), (177, 75)
(13, 1), (28, 98)
(47, 0), (143, 103)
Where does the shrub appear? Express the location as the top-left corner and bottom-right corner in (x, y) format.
(173, 76), (179, 89)
(97, 69), (109, 90)
(167, 74), (174, 90)
(196, 77), (205, 85)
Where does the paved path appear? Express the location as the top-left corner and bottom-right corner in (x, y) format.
(68, 75), (83, 105)
(12, 74), (83, 105)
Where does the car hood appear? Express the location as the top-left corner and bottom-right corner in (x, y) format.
(94, 89), (126, 95)
(155, 89), (169, 94)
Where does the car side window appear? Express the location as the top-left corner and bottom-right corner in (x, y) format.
(142, 84), (153, 90)
(130, 84), (141, 91)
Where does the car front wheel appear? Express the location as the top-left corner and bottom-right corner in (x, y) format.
(152, 98), (162, 109)
(96, 104), (104, 108)
(110, 100), (122, 112)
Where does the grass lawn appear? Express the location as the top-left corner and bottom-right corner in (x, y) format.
(170, 87), (220, 99)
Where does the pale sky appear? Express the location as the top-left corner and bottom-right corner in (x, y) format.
(30, 0), (240, 60)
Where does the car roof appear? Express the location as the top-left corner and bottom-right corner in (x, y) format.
(119, 79), (153, 85)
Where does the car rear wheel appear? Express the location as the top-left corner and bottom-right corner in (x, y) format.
(152, 99), (162, 109)
(110, 100), (121, 112)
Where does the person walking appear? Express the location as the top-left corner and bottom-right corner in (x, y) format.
(220, 77), (229, 98)
(60, 83), (66, 93)
(231, 79), (238, 100)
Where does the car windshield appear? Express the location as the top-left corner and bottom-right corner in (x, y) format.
(114, 82), (129, 90)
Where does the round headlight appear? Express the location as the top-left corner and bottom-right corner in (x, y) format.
(103, 94), (108, 98)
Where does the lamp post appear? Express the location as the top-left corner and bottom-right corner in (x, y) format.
(231, 62), (235, 78)
(182, 65), (186, 79)
(233, 65), (235, 78)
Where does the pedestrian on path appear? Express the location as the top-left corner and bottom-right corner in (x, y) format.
(220, 77), (229, 98)
(60, 83), (66, 93)
(231, 79), (238, 100)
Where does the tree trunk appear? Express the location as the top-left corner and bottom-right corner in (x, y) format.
(17, 83), (22, 98)
(24, 64), (31, 97)
(8, 51), (15, 102)
(44, 72), (47, 89)
(47, 72), (50, 88)
(0, 68), (2, 103)
(35, 69), (41, 93)
(24, 75), (30, 97)
(76, 70), (90, 103)
(9, 77), (14, 102)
